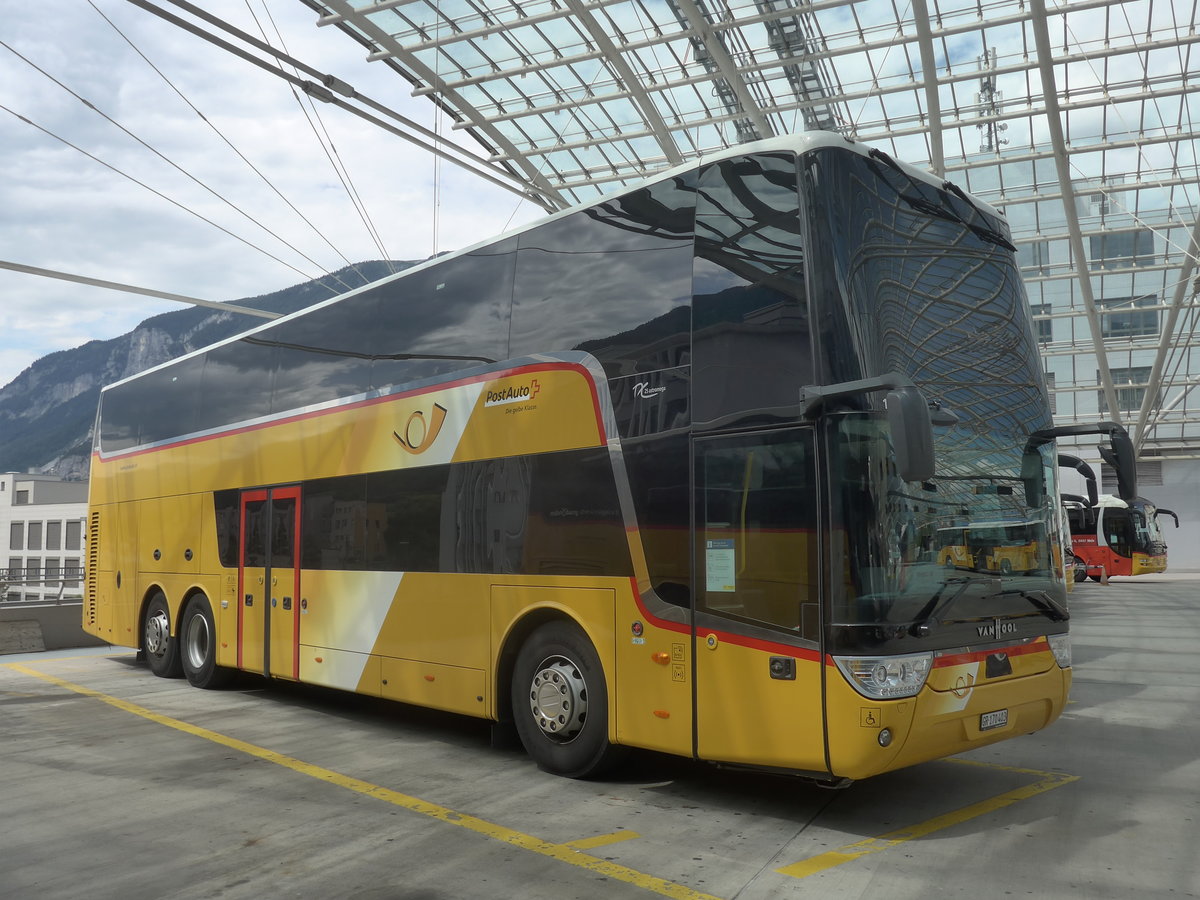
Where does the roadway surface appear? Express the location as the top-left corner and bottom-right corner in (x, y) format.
(2, 575), (1198, 899)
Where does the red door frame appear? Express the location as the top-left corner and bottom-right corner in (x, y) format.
(237, 486), (302, 678)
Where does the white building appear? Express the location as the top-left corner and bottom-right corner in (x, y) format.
(1, 473), (88, 604)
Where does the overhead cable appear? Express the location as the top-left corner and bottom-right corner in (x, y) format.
(0, 102), (320, 285)
(88, 0), (366, 283)
(250, 0), (395, 271)
(123, 0), (557, 210)
(0, 37), (357, 295)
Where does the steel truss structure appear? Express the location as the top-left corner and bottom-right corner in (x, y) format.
(299, 0), (1199, 461)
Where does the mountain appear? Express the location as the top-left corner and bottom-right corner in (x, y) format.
(0, 260), (413, 480)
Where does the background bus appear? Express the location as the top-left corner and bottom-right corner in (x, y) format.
(1065, 496), (1178, 580)
(85, 132), (1119, 783)
(1059, 453), (1177, 580)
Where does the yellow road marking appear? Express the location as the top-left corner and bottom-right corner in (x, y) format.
(7, 663), (715, 900)
(562, 830), (641, 851)
(777, 760), (1078, 879)
(0, 651), (135, 665)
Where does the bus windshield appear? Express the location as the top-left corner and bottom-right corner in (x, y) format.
(807, 147), (1064, 645)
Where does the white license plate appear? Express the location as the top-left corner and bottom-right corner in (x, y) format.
(980, 709), (1009, 731)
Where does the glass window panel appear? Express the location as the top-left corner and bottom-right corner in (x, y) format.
(692, 152), (811, 425)
(65, 520), (82, 551)
(510, 174), (697, 377)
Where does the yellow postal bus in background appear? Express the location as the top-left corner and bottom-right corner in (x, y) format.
(85, 133), (1129, 783)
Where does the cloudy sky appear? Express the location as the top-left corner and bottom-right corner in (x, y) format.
(0, 0), (547, 388)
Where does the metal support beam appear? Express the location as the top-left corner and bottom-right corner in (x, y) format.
(560, 0), (683, 165)
(667, 0), (774, 139)
(1027, 0), (1121, 423)
(0, 260), (281, 319)
(1134, 209), (1200, 449)
(314, 0), (569, 209)
(909, 0), (944, 174)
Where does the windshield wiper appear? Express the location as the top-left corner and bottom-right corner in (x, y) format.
(1009, 588), (1069, 622)
(941, 181), (1018, 252)
(867, 149), (1018, 252)
(909, 577), (1068, 637)
(909, 574), (998, 637)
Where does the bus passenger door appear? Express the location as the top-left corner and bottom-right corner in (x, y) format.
(238, 487), (302, 680)
(691, 428), (826, 772)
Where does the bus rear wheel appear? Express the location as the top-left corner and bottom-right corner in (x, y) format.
(511, 621), (623, 779)
(180, 594), (233, 689)
(143, 593), (183, 678)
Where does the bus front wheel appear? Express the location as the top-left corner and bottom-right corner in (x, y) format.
(511, 621), (623, 779)
(143, 593), (183, 679)
(180, 594), (233, 689)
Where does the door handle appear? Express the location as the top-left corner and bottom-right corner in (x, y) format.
(282, 597), (292, 610)
(244, 593), (254, 607)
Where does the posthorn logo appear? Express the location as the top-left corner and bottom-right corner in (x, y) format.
(393, 403), (447, 454)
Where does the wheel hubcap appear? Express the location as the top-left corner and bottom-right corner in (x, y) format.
(184, 612), (209, 670)
(528, 656), (588, 742)
(145, 609), (170, 658)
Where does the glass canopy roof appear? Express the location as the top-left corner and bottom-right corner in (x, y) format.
(301, 0), (1199, 459)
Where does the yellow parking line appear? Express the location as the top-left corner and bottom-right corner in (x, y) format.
(562, 830), (641, 851)
(777, 761), (1078, 879)
(10, 663), (716, 900)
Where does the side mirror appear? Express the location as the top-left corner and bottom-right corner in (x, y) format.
(885, 385), (935, 483)
(1157, 508), (1180, 528)
(1029, 421), (1137, 502)
(800, 372), (936, 483)
(1058, 453), (1098, 507)
(1099, 428), (1138, 502)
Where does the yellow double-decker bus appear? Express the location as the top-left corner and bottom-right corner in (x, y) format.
(84, 133), (1133, 784)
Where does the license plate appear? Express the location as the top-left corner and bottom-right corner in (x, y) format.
(980, 709), (1009, 731)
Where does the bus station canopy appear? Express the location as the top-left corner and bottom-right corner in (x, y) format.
(301, 0), (1199, 454)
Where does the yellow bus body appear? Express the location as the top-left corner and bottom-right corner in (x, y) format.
(85, 359), (1068, 781)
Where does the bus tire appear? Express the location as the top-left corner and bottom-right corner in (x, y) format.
(999, 559), (1013, 575)
(511, 621), (623, 779)
(180, 594), (233, 689)
(143, 592), (183, 679)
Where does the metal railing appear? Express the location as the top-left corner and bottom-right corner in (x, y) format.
(1, 567), (86, 603)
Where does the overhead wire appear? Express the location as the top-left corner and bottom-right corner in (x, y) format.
(86, 0), (365, 285)
(123, 0), (553, 209)
(249, 0), (397, 273)
(1, 101), (323, 286)
(0, 36), (358, 293)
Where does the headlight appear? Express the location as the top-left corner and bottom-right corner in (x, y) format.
(834, 652), (932, 699)
(1048, 633), (1071, 668)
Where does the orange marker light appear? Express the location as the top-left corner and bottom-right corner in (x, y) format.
(424, 674), (436, 682)
(651, 652), (670, 664)
(653, 710), (670, 719)
(314, 657), (323, 663)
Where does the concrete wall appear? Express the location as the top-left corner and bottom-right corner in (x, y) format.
(0, 602), (109, 653)
(1162, 458), (1200, 571)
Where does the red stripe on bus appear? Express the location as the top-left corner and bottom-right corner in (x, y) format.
(626, 577), (821, 662)
(932, 638), (1049, 668)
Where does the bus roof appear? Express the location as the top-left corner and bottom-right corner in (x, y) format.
(101, 131), (1003, 395)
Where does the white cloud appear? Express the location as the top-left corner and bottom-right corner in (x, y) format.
(0, 0), (545, 387)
